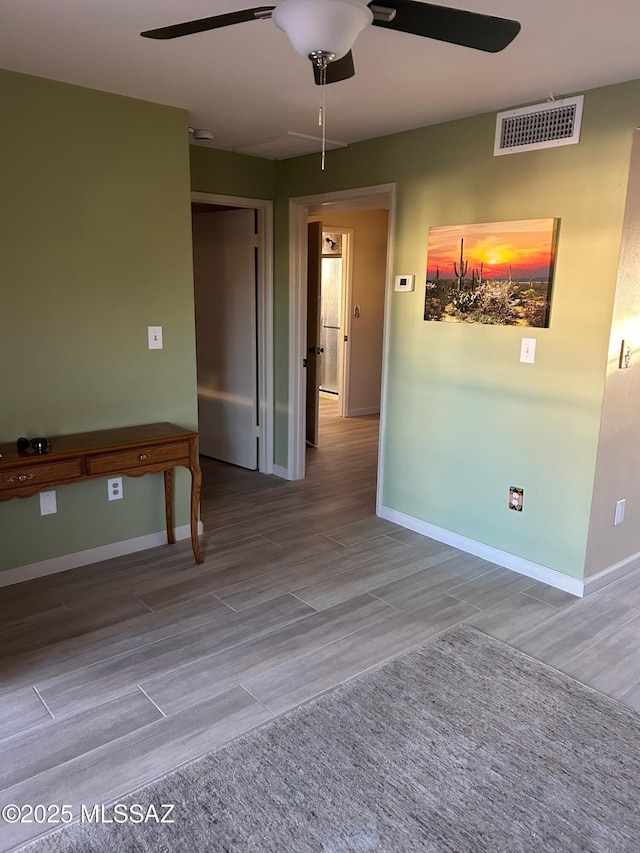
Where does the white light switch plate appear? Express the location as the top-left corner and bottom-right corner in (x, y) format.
(148, 326), (163, 349)
(520, 337), (536, 363)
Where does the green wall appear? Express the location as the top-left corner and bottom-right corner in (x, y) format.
(4, 66), (639, 583)
(0, 70), (198, 572)
(190, 145), (276, 200)
(273, 80), (640, 579)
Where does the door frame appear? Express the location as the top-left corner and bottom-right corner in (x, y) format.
(191, 191), (274, 475)
(287, 184), (396, 511)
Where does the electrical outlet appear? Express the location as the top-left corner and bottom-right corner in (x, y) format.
(509, 486), (524, 511)
(40, 490), (57, 515)
(108, 477), (123, 501)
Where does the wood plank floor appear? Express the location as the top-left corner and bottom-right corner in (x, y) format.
(2, 394), (640, 850)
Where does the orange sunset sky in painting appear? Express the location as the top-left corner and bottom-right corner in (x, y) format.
(427, 218), (558, 282)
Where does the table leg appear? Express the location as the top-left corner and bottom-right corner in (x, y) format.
(190, 461), (203, 563)
(163, 468), (175, 545)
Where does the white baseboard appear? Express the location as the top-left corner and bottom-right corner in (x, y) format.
(347, 406), (380, 417)
(379, 505), (585, 597)
(0, 522), (205, 589)
(272, 464), (291, 480)
(583, 551), (640, 595)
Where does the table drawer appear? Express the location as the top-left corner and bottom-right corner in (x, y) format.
(86, 440), (191, 476)
(0, 458), (83, 493)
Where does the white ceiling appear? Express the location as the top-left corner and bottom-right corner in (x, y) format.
(2, 1), (640, 156)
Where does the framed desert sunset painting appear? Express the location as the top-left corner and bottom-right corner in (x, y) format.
(424, 218), (558, 326)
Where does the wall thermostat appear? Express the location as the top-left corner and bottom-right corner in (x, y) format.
(394, 274), (415, 292)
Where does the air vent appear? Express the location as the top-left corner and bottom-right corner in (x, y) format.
(494, 95), (584, 156)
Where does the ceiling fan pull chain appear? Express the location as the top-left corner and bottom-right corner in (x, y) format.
(319, 60), (327, 171)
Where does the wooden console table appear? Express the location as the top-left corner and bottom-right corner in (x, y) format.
(0, 422), (203, 564)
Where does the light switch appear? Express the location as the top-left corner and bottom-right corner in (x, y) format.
(520, 337), (536, 364)
(40, 490), (57, 515)
(148, 326), (163, 350)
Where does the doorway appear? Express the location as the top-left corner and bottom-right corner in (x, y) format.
(288, 184), (396, 509)
(318, 229), (348, 400)
(190, 191), (274, 475)
(305, 224), (354, 446)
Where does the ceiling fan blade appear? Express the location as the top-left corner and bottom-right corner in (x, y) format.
(141, 7), (275, 40)
(370, 1), (520, 53)
(313, 52), (356, 86)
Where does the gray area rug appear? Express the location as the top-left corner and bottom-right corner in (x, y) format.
(26, 625), (640, 852)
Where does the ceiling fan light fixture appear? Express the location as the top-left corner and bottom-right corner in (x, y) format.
(272, 0), (373, 61)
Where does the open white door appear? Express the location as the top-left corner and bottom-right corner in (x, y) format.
(192, 208), (258, 470)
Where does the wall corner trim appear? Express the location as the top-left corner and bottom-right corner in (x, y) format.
(378, 505), (585, 597)
(0, 523), (205, 589)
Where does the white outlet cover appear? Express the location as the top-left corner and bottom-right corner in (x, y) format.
(108, 477), (123, 501)
(40, 490), (57, 515)
(148, 326), (163, 349)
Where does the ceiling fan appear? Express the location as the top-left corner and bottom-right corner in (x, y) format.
(141, 0), (521, 86)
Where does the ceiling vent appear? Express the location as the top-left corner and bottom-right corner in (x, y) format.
(494, 95), (584, 156)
